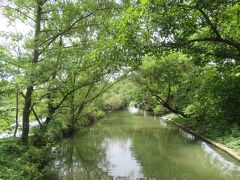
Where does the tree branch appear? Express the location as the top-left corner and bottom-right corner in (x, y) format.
(31, 106), (42, 127)
(1, 5), (36, 22)
(39, 7), (117, 55)
(39, 11), (96, 55)
(145, 84), (187, 118)
(53, 81), (94, 111)
(195, 5), (221, 38)
(151, 36), (240, 53)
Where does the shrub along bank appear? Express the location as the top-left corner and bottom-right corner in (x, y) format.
(0, 138), (51, 179)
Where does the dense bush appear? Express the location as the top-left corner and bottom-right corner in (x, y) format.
(0, 139), (50, 179)
(185, 65), (240, 133)
(32, 120), (64, 146)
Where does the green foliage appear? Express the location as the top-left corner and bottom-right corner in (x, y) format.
(185, 65), (240, 131)
(0, 139), (50, 179)
(46, 121), (64, 143)
(134, 51), (195, 114)
(111, 0), (240, 154)
(0, 0), (240, 174)
(0, 0), (127, 143)
(153, 105), (169, 116)
(222, 136), (240, 155)
(87, 79), (138, 113)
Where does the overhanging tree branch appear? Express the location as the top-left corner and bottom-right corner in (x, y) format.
(145, 84), (187, 118)
(151, 36), (240, 53)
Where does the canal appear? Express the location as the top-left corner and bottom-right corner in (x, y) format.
(50, 111), (240, 180)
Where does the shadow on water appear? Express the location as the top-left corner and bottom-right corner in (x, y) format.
(48, 111), (240, 180)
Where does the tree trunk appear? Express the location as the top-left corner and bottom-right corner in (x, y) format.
(44, 37), (62, 126)
(74, 104), (84, 123)
(22, 86), (33, 143)
(162, 101), (188, 118)
(13, 91), (19, 137)
(21, 2), (42, 143)
(66, 84), (76, 136)
(67, 73), (76, 135)
(45, 92), (55, 125)
(154, 94), (188, 118)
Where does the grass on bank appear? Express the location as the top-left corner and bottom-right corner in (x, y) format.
(168, 114), (240, 155)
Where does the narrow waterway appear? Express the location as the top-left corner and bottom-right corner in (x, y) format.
(49, 111), (240, 180)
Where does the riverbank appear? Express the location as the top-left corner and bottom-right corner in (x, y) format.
(163, 114), (240, 161)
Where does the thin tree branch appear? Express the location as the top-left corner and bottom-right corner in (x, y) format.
(0, 5), (36, 22)
(31, 106), (42, 127)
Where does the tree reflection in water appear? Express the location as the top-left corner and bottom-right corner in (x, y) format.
(49, 111), (240, 180)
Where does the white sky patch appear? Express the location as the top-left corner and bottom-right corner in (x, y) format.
(0, 13), (8, 31)
(0, 8), (33, 57)
(0, 13), (31, 34)
(116, 0), (122, 4)
(100, 138), (145, 179)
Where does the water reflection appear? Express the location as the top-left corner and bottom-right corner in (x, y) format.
(50, 111), (240, 180)
(100, 138), (144, 179)
(159, 119), (167, 128)
(143, 110), (154, 117)
(128, 105), (139, 114)
(179, 129), (195, 141)
(201, 142), (240, 173)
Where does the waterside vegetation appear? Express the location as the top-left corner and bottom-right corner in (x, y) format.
(0, 0), (240, 178)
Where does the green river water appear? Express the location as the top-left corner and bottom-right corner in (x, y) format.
(50, 111), (240, 180)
